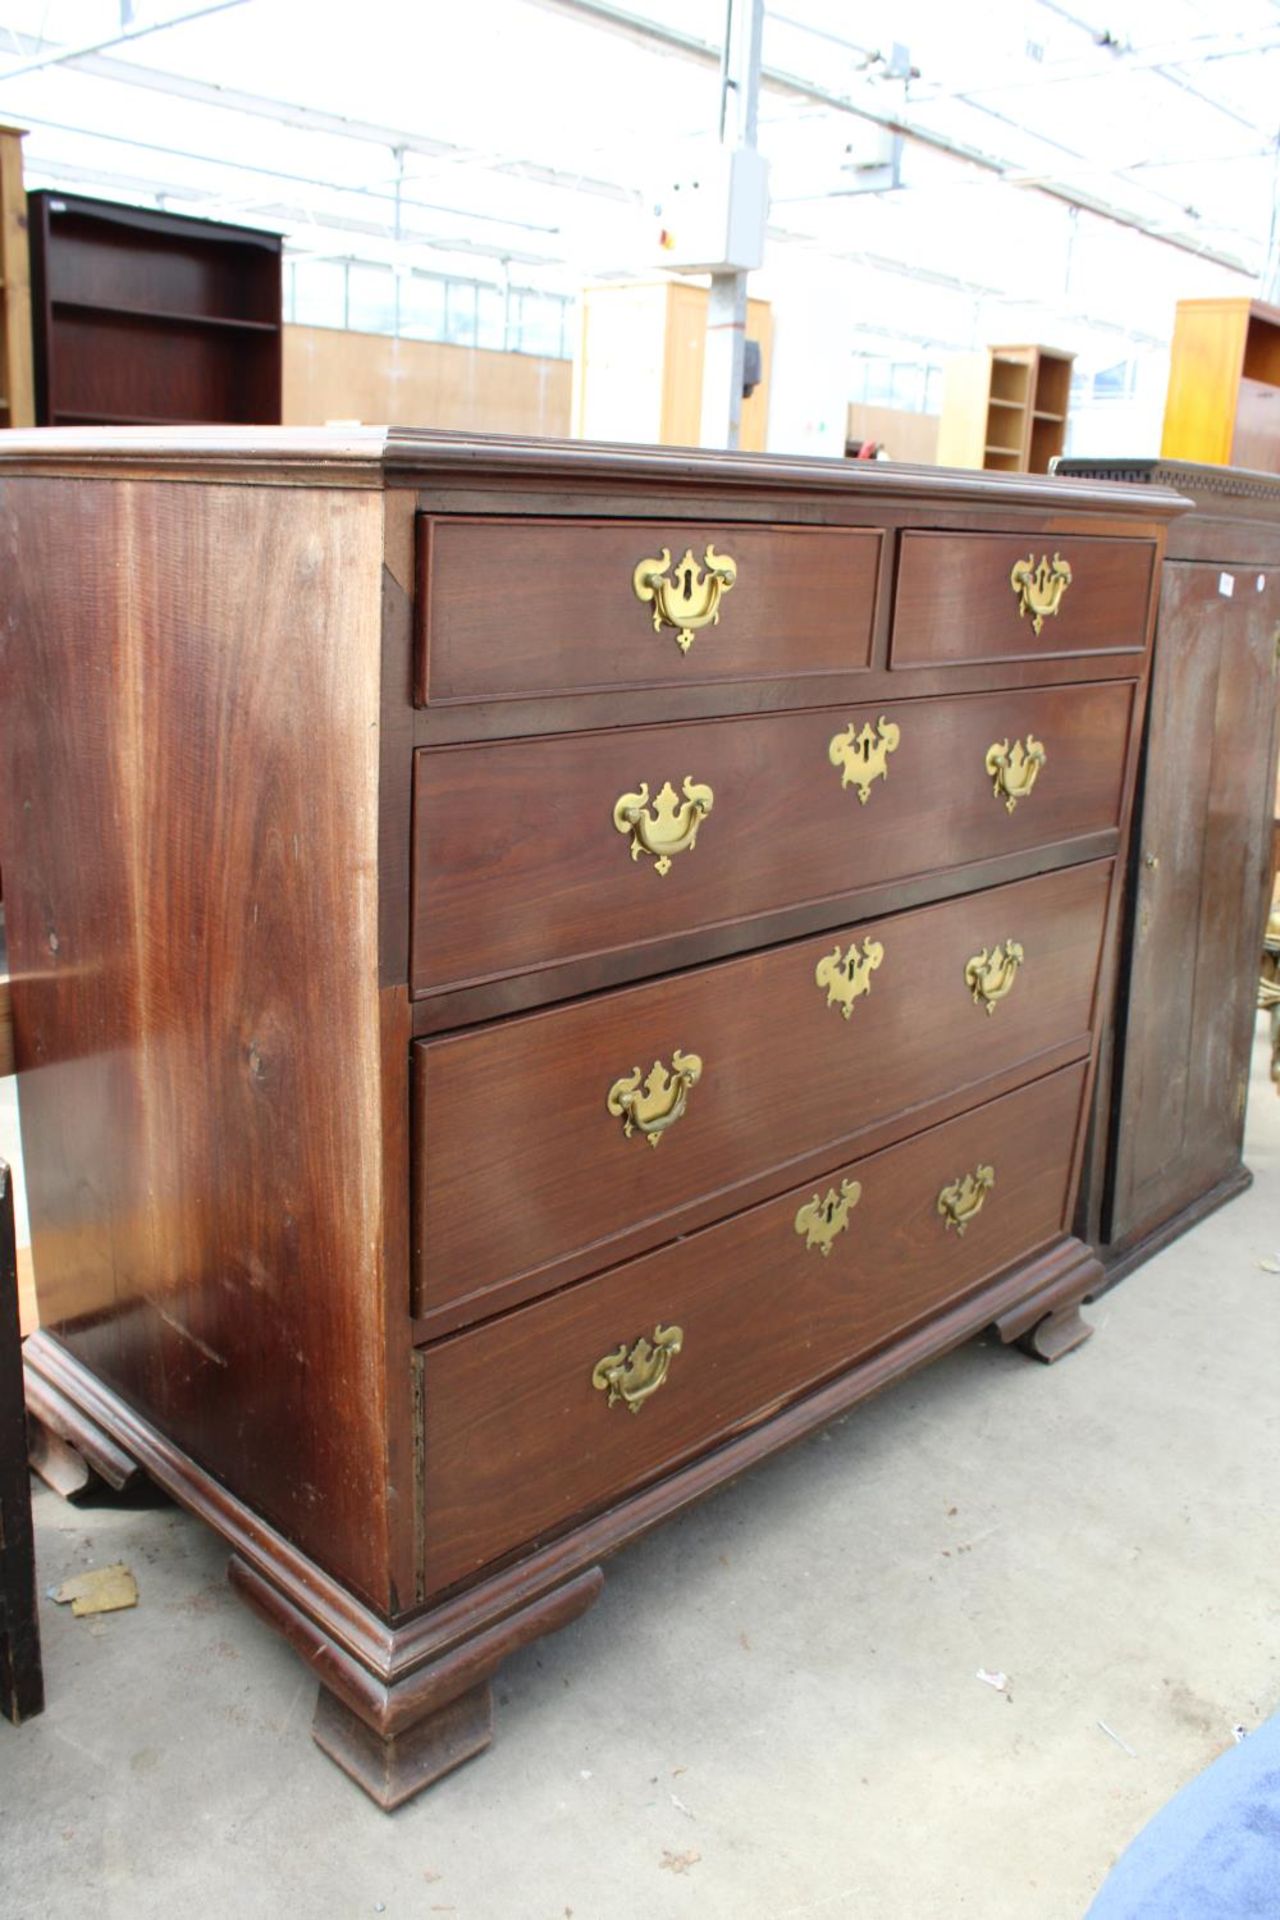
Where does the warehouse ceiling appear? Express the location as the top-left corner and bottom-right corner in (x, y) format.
(0, 0), (1275, 419)
(0, 0), (1275, 276)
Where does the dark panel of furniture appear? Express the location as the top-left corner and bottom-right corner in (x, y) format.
(0, 428), (1180, 1807)
(1, 1156), (42, 1723)
(1058, 459), (1280, 1281)
(27, 192), (282, 427)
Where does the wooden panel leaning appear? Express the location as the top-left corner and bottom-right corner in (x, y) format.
(1056, 458), (1280, 1283)
(0, 1156), (43, 1723)
(0, 427), (1183, 1808)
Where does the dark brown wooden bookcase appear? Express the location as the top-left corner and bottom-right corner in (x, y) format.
(28, 191), (282, 426)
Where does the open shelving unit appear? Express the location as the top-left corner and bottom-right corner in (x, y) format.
(1161, 298), (1280, 471)
(937, 344), (1074, 474)
(28, 191), (282, 427)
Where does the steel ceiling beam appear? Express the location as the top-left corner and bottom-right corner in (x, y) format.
(0, 3), (1262, 274)
(528, 0), (1258, 270)
(0, 0), (247, 81)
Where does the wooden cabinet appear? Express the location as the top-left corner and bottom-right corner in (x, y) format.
(0, 126), (33, 429)
(1161, 300), (1280, 471)
(573, 279), (772, 450)
(936, 344), (1073, 474)
(28, 192), (282, 426)
(1059, 459), (1280, 1277)
(0, 428), (1178, 1809)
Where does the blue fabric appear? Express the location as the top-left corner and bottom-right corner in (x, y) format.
(1087, 1712), (1280, 1919)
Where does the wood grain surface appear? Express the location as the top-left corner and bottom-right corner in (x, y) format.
(1104, 563), (1280, 1247)
(412, 681), (1134, 995)
(0, 474), (406, 1609)
(420, 1062), (1087, 1594)
(893, 531), (1155, 665)
(417, 516), (882, 702)
(413, 860), (1111, 1319)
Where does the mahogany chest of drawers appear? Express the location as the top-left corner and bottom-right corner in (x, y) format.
(0, 429), (1182, 1806)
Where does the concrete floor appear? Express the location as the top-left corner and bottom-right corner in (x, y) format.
(3, 1019), (1279, 1920)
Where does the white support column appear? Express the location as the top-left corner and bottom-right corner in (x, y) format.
(699, 0), (764, 451)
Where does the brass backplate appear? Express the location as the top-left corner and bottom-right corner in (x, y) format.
(613, 776), (714, 875)
(592, 1324), (684, 1412)
(794, 1178), (862, 1256)
(633, 545), (737, 653)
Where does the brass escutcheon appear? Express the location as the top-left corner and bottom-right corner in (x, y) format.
(1010, 552), (1073, 636)
(829, 715), (901, 804)
(965, 939), (1025, 1014)
(633, 545), (737, 653)
(986, 734), (1046, 812)
(613, 776), (714, 876)
(593, 1324), (684, 1413)
(815, 937), (885, 1019)
(607, 1050), (702, 1146)
(794, 1178), (862, 1256)
(937, 1164), (995, 1235)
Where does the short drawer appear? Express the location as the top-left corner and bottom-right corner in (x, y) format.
(416, 516), (881, 703)
(892, 532), (1155, 666)
(411, 680), (1133, 994)
(412, 859), (1110, 1319)
(420, 1060), (1087, 1593)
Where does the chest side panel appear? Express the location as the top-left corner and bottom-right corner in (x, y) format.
(0, 474), (398, 1607)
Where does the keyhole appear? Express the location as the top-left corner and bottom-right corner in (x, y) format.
(679, 565), (694, 601)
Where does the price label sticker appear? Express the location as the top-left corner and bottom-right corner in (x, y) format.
(1219, 572), (1235, 598)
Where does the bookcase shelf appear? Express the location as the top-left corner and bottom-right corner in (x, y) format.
(937, 344), (1074, 474)
(29, 192), (283, 428)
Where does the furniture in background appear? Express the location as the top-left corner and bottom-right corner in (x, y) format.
(0, 125), (34, 429)
(1058, 459), (1280, 1279)
(0, 1155), (42, 1724)
(936, 344), (1073, 474)
(573, 279), (771, 449)
(1263, 914), (1280, 1095)
(28, 191), (282, 426)
(845, 402), (940, 465)
(1161, 299), (1280, 472)
(1, 428), (1178, 1806)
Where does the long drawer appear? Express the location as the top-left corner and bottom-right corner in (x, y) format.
(412, 859), (1111, 1320)
(420, 1061), (1088, 1594)
(416, 516), (882, 703)
(893, 532), (1155, 667)
(411, 680), (1133, 994)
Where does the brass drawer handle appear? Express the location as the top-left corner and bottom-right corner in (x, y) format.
(795, 1178), (862, 1256)
(607, 1050), (702, 1146)
(613, 777), (714, 875)
(829, 715), (900, 804)
(965, 939), (1025, 1014)
(815, 937), (884, 1019)
(593, 1324), (683, 1412)
(985, 734), (1046, 812)
(1010, 552), (1072, 635)
(633, 544), (737, 654)
(937, 1164), (995, 1235)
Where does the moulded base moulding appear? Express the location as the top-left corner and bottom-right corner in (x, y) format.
(312, 1679), (494, 1811)
(22, 1231), (1103, 1807)
(1091, 1165), (1254, 1298)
